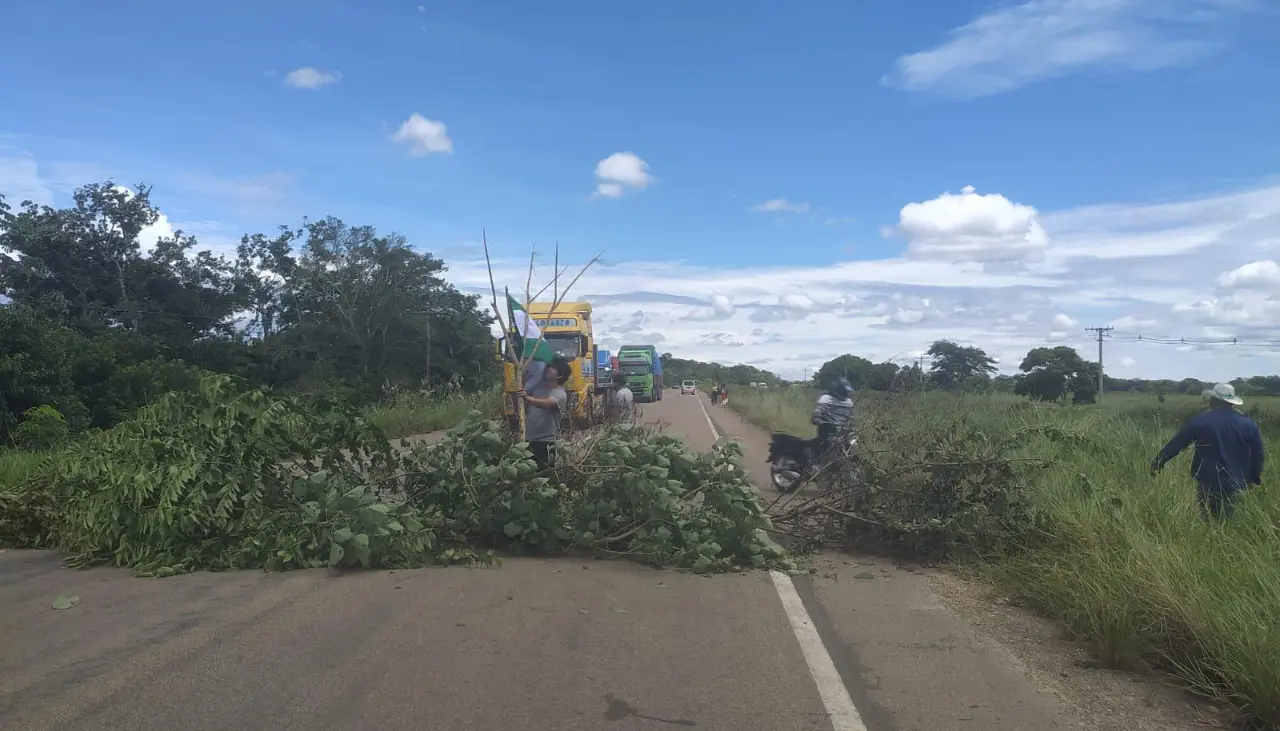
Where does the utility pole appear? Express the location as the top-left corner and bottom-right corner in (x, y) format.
(1085, 326), (1113, 402)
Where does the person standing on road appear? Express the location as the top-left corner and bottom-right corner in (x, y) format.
(611, 373), (634, 422)
(519, 356), (570, 470)
(1150, 382), (1264, 518)
(811, 377), (854, 458)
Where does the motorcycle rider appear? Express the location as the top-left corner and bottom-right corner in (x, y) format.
(811, 377), (854, 459)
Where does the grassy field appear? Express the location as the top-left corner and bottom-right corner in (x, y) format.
(731, 386), (1280, 726)
(363, 388), (500, 439)
(0, 449), (47, 492)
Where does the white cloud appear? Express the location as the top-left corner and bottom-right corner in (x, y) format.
(1109, 315), (1159, 330)
(445, 179), (1280, 381)
(1216, 260), (1280, 289)
(883, 0), (1253, 99)
(0, 152), (53, 208)
(391, 114), (454, 156)
(593, 152), (651, 198)
(752, 198), (810, 214)
(1174, 290), (1280, 330)
(683, 293), (736, 321)
(898, 185), (1049, 263)
(890, 308), (925, 325)
(175, 171), (293, 213)
(780, 293), (815, 311)
(1120, 356), (1137, 367)
(283, 67), (342, 90)
(594, 182), (624, 199)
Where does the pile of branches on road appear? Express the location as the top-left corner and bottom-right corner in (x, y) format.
(767, 399), (1085, 559)
(397, 414), (789, 572)
(1, 374), (791, 576)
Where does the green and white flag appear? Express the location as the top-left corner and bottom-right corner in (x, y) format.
(508, 293), (555, 364)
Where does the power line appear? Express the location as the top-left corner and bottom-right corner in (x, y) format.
(1107, 331), (1280, 348)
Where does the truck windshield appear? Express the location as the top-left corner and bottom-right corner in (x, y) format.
(619, 360), (650, 376)
(541, 333), (581, 359)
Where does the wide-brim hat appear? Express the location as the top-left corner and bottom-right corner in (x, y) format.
(1203, 383), (1244, 406)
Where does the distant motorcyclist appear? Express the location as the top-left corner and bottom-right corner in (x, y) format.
(811, 378), (854, 457)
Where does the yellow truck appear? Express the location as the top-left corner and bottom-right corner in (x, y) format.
(496, 300), (600, 428)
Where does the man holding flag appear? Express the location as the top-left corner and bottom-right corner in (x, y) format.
(518, 356), (571, 470)
(507, 291), (556, 390)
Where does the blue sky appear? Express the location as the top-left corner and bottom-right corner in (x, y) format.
(3, 0), (1280, 380)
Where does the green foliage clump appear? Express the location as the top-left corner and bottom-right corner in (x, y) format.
(831, 419), (1057, 557)
(398, 416), (792, 572)
(1, 375), (433, 573)
(1, 375), (791, 575)
(11, 405), (70, 451)
(568, 427), (789, 571)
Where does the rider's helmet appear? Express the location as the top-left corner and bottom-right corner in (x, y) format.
(830, 377), (853, 400)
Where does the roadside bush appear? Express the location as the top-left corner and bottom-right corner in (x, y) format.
(93, 358), (212, 425)
(770, 398), (1066, 558)
(10, 405), (71, 451)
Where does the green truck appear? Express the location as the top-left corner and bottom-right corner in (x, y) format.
(617, 344), (664, 402)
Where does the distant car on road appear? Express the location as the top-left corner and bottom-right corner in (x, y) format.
(681, 380), (697, 395)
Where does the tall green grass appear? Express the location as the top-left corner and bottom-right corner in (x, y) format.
(730, 387), (1280, 727)
(363, 388), (500, 439)
(0, 449), (45, 490)
(730, 386), (819, 437)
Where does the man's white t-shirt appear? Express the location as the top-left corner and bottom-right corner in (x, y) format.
(613, 387), (634, 408)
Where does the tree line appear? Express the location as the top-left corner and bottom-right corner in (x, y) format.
(659, 354), (783, 389)
(0, 182), (495, 443)
(727, 339), (1280, 403)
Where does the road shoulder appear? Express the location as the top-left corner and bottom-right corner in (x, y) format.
(701, 394), (1216, 731)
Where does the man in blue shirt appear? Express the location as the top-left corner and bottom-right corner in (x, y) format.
(1150, 383), (1265, 518)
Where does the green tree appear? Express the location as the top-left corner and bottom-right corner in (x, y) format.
(1017, 346), (1083, 401)
(0, 182), (242, 350)
(1015, 346), (1100, 403)
(865, 362), (901, 391)
(898, 363), (926, 391)
(262, 217), (494, 393)
(0, 182), (499, 443)
(926, 340), (997, 391)
(815, 354), (874, 390)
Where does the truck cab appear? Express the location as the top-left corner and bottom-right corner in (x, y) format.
(616, 344), (664, 403)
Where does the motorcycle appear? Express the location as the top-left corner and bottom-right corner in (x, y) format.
(767, 431), (857, 492)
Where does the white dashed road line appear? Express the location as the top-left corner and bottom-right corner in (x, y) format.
(694, 394), (869, 731)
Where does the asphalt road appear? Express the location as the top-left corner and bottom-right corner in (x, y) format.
(1, 391), (1086, 731)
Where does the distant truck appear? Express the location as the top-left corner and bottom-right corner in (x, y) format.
(595, 348), (614, 395)
(617, 344), (664, 402)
